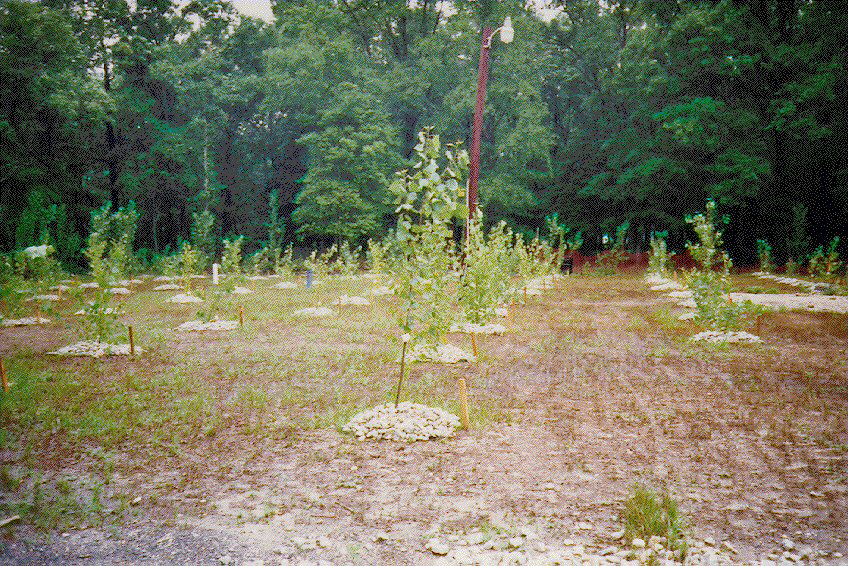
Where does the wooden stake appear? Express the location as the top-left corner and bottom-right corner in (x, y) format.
(239, 305), (244, 327)
(1, 359), (8, 393)
(471, 333), (478, 358)
(523, 286), (527, 303)
(756, 314), (762, 336)
(128, 325), (135, 356)
(458, 378), (470, 430)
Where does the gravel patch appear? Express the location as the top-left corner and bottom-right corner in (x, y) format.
(1, 317), (50, 327)
(342, 402), (461, 441)
(166, 294), (203, 304)
(48, 341), (141, 357)
(74, 307), (117, 315)
(153, 283), (181, 291)
(79, 282), (99, 289)
(153, 275), (175, 282)
(405, 343), (475, 363)
(293, 307), (335, 317)
(370, 286), (394, 296)
(107, 287), (131, 295)
(272, 281), (298, 289)
(176, 320), (239, 332)
(449, 322), (507, 335)
(332, 294), (371, 306)
(25, 294), (60, 301)
(230, 286), (253, 295)
(690, 331), (763, 344)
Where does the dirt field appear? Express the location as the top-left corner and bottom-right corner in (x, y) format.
(1, 273), (846, 564)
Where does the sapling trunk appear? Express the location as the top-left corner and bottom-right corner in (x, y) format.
(395, 341), (407, 408)
(1, 358), (8, 393)
(128, 325), (135, 356)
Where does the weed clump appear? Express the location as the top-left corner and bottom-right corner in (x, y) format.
(622, 484), (687, 559)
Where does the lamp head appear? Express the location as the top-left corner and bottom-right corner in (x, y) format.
(500, 16), (514, 43)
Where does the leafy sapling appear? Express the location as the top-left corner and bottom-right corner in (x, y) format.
(388, 128), (468, 402)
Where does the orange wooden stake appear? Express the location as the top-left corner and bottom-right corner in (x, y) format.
(471, 333), (478, 358)
(1, 359), (8, 393)
(458, 378), (470, 430)
(128, 325), (135, 356)
(239, 305), (244, 327)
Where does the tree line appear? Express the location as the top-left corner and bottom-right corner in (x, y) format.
(1, 0), (845, 269)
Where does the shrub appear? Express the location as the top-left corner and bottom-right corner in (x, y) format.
(220, 236), (245, 291)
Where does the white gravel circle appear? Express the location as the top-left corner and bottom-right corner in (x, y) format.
(343, 402), (461, 441)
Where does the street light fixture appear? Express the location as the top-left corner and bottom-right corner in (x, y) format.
(468, 16), (513, 237)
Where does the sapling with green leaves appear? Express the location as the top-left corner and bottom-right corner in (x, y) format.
(220, 236), (245, 292)
(595, 221), (629, 275)
(177, 241), (199, 294)
(756, 239), (774, 273)
(335, 240), (360, 276)
(685, 200), (754, 331)
(366, 238), (387, 275)
(648, 231), (674, 275)
(808, 237), (842, 279)
(388, 128), (468, 404)
(458, 211), (510, 326)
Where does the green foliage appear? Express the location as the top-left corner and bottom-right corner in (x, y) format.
(685, 200), (755, 331)
(190, 209), (216, 272)
(648, 231), (673, 275)
(756, 239), (774, 273)
(459, 212), (513, 325)
(334, 241), (361, 276)
(389, 129), (468, 348)
(220, 236), (244, 291)
(786, 204), (812, 264)
(594, 222), (629, 275)
(366, 238), (387, 275)
(623, 485), (687, 558)
(177, 242), (200, 294)
(86, 202), (139, 283)
(808, 237), (842, 279)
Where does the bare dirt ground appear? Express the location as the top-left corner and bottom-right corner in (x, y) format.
(1, 274), (847, 565)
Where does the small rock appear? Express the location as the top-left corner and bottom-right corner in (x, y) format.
(532, 541), (546, 552)
(599, 546), (617, 556)
(704, 537), (716, 547)
(426, 538), (449, 556)
(218, 556), (232, 566)
(782, 539), (795, 551)
(316, 536), (331, 548)
(721, 541), (737, 554)
(632, 538), (646, 549)
(508, 537), (524, 549)
(611, 530), (625, 541)
(466, 532), (487, 545)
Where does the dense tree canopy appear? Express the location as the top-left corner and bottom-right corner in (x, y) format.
(1, 0), (845, 267)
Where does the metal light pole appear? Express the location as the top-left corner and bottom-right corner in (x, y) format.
(467, 17), (513, 237)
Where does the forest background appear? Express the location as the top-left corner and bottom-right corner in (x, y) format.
(1, 0), (845, 269)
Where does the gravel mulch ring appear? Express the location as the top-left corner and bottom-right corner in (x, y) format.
(153, 275), (175, 282)
(405, 343), (475, 363)
(342, 402), (461, 441)
(153, 283), (181, 291)
(107, 287), (131, 295)
(332, 294), (371, 306)
(690, 330), (763, 344)
(272, 281), (298, 289)
(293, 307), (335, 317)
(79, 282), (99, 289)
(1, 317), (51, 327)
(25, 294), (61, 301)
(47, 341), (141, 357)
(166, 294), (203, 304)
(449, 322), (507, 335)
(370, 286), (394, 296)
(230, 286), (253, 294)
(176, 320), (239, 332)
(74, 307), (117, 315)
